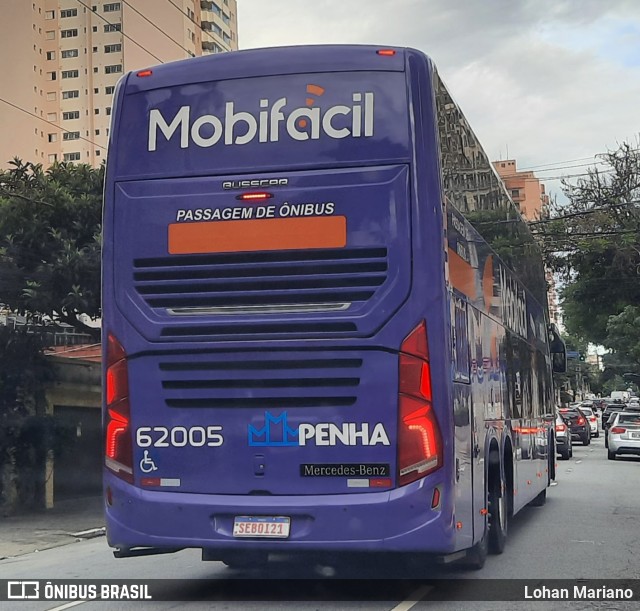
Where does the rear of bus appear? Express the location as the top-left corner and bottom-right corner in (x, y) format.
(103, 46), (454, 559)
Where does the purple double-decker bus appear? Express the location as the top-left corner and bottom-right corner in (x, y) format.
(102, 45), (565, 569)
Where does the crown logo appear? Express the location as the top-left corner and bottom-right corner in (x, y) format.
(248, 411), (299, 447)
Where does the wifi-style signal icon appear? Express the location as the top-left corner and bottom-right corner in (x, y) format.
(297, 84), (325, 129)
(305, 84), (325, 106)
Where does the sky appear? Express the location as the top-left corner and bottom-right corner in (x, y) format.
(236, 0), (640, 203)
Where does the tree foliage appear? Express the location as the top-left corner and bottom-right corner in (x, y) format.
(0, 159), (103, 337)
(606, 306), (640, 370)
(531, 142), (640, 363)
(0, 326), (58, 513)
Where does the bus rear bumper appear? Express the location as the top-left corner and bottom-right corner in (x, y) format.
(104, 473), (453, 555)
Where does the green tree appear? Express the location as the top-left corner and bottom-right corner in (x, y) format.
(0, 159), (103, 337)
(532, 142), (640, 346)
(605, 305), (640, 371)
(0, 326), (57, 513)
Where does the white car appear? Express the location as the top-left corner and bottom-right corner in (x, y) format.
(608, 412), (640, 460)
(579, 406), (599, 438)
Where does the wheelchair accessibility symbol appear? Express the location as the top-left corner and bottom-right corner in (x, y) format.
(140, 450), (158, 473)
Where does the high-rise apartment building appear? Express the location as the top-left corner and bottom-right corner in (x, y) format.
(492, 158), (561, 325)
(492, 159), (549, 221)
(0, 0), (238, 168)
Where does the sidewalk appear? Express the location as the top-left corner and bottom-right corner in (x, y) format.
(0, 496), (105, 559)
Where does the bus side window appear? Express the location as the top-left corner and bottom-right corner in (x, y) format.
(453, 296), (470, 383)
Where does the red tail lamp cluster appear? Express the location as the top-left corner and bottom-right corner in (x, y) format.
(105, 333), (133, 483)
(397, 321), (443, 486)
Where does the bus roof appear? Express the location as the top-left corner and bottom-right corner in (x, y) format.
(123, 45), (411, 94)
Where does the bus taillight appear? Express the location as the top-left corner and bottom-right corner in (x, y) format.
(105, 333), (133, 483)
(398, 322), (443, 486)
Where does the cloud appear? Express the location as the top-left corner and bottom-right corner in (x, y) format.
(237, 0), (640, 198)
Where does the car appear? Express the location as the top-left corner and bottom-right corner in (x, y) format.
(607, 412), (640, 460)
(579, 405), (599, 438)
(603, 410), (622, 448)
(601, 402), (621, 426)
(559, 407), (590, 445)
(555, 411), (573, 460)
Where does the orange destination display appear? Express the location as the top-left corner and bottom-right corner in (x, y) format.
(168, 215), (347, 255)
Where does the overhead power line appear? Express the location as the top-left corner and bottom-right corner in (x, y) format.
(74, 0), (164, 64)
(120, 0), (195, 59)
(529, 200), (640, 226)
(164, 0), (226, 48)
(0, 95), (106, 150)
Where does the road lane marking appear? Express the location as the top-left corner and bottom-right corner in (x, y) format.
(48, 601), (86, 611)
(391, 585), (433, 611)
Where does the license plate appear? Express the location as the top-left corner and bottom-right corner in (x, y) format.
(233, 516), (290, 538)
(631, 432), (640, 439)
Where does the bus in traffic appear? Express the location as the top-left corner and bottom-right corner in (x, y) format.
(102, 45), (565, 569)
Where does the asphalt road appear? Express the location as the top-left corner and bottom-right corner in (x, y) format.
(1, 433), (639, 610)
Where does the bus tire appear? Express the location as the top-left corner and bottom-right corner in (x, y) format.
(463, 530), (488, 570)
(529, 488), (547, 507)
(548, 434), (556, 481)
(488, 475), (507, 554)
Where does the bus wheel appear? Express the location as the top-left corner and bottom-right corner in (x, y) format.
(463, 529), (488, 570)
(529, 488), (547, 507)
(488, 476), (507, 554)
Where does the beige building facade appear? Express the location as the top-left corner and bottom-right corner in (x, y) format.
(0, 0), (238, 169)
(492, 159), (549, 221)
(493, 158), (561, 326)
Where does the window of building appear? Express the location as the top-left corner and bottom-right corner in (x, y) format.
(104, 2), (121, 11)
(64, 152), (81, 161)
(104, 23), (121, 32)
(104, 43), (122, 53)
(209, 21), (222, 36)
(105, 64), (123, 74)
(95, 108), (100, 114)
(47, 113), (57, 121)
(63, 131), (80, 141)
(62, 70), (79, 79)
(96, 150), (101, 156)
(62, 90), (79, 99)
(46, 31), (55, 40)
(46, 71), (56, 80)
(105, 85), (115, 94)
(48, 133), (57, 142)
(92, 26), (98, 32)
(106, 107), (112, 115)
(95, 129), (100, 135)
(46, 50), (56, 60)
(511, 189), (520, 198)
(61, 29), (78, 38)
(223, 32), (231, 43)
(48, 154), (58, 164)
(94, 88), (99, 94)
(47, 91), (56, 101)
(93, 67), (98, 73)
(60, 8), (78, 18)
(45, 10), (54, 19)
(63, 111), (80, 120)
(61, 49), (79, 58)
(222, 13), (230, 25)
(93, 46), (98, 52)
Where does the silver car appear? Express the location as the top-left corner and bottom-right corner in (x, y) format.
(607, 412), (640, 460)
